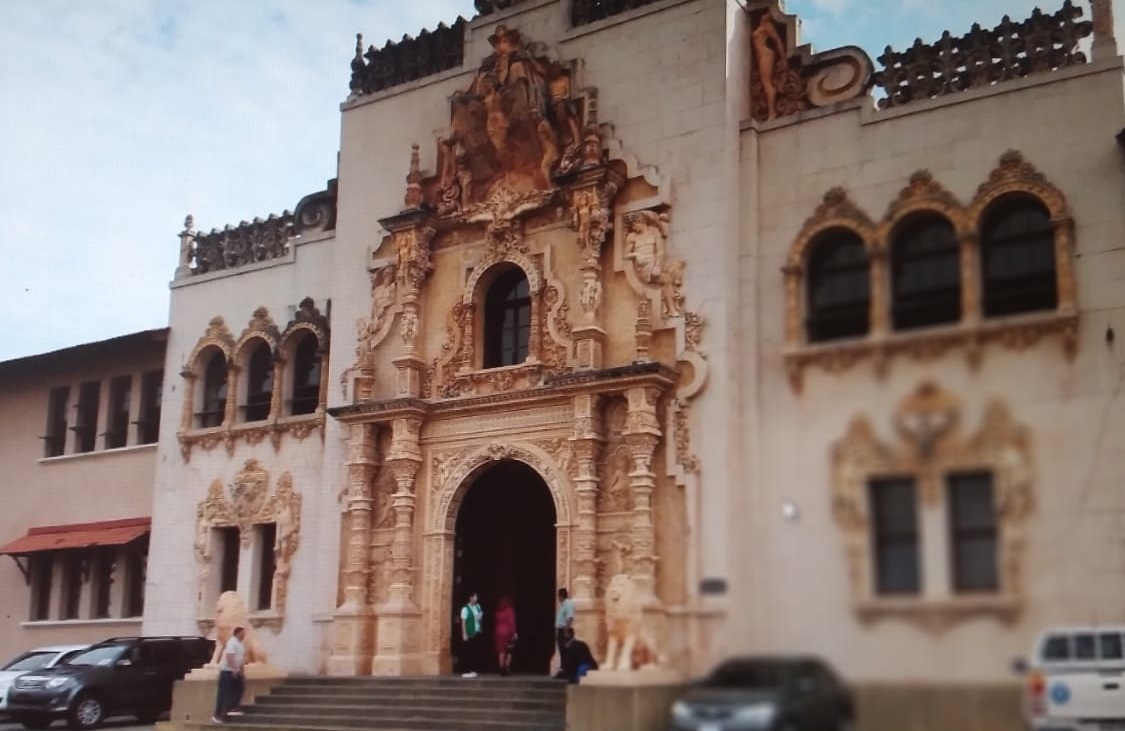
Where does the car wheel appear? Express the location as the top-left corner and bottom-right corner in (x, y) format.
(16, 714), (52, 730)
(68, 694), (105, 730)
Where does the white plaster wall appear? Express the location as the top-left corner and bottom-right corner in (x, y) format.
(738, 62), (1125, 683)
(144, 236), (347, 672)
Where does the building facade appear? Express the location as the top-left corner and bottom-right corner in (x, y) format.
(0, 330), (167, 661)
(140, 0), (1124, 705)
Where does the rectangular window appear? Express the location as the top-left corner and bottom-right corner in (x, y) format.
(869, 478), (921, 595)
(60, 552), (83, 620)
(256, 523), (277, 611)
(218, 527), (240, 593)
(123, 535), (148, 618)
(29, 554), (54, 621)
(948, 472), (999, 593)
(43, 386), (70, 457)
(90, 548), (115, 619)
(137, 370), (163, 444)
(105, 375), (132, 449)
(74, 381), (101, 453)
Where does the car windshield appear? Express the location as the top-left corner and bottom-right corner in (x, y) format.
(65, 645), (125, 667)
(2, 651), (57, 672)
(701, 660), (798, 690)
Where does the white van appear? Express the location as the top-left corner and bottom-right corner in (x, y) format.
(1023, 626), (1125, 731)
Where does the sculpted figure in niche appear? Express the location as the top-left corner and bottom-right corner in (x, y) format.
(752, 15), (787, 121)
(599, 445), (632, 513)
(624, 210), (670, 284)
(373, 472), (396, 530)
(208, 591), (268, 666)
(660, 259), (686, 318)
(603, 574), (662, 671)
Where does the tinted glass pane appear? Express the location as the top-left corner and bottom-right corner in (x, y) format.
(1076, 634), (1096, 660)
(1099, 633), (1124, 660)
(807, 231), (871, 342)
(1043, 634), (1070, 661)
(870, 479), (920, 595)
(982, 199), (1057, 317)
(948, 473), (998, 592)
(892, 216), (961, 330)
(484, 268), (532, 368)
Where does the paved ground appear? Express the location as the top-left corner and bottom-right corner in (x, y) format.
(0, 719), (155, 731)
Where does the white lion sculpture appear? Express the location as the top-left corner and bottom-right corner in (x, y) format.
(208, 591), (268, 666)
(603, 574), (662, 671)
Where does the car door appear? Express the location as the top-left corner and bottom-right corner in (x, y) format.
(791, 661), (843, 731)
(142, 641), (184, 710)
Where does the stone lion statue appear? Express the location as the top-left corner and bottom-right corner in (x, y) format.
(603, 574), (662, 671)
(208, 591), (268, 666)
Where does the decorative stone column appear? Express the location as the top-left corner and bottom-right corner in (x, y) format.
(623, 386), (662, 603)
(327, 422), (378, 676)
(175, 215), (195, 280)
(372, 415), (425, 675)
(570, 394), (603, 651)
(381, 149), (436, 397)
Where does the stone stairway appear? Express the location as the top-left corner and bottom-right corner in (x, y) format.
(221, 675), (568, 731)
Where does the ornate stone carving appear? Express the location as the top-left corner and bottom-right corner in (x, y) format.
(194, 461), (303, 625)
(830, 382), (1034, 631)
(432, 26), (585, 218)
(784, 154), (1079, 389)
(874, 0), (1093, 110)
(372, 471), (397, 531)
(603, 574), (663, 670)
(348, 20), (467, 98)
(207, 591), (268, 665)
(293, 178), (338, 237)
(235, 307), (282, 357)
(283, 297), (331, 355)
(747, 0), (873, 123)
(190, 212), (293, 275)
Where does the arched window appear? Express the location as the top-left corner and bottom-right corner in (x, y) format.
(484, 268), (531, 369)
(891, 215), (961, 331)
(806, 230), (871, 342)
(980, 197), (1057, 318)
(198, 350), (228, 428)
(242, 341), (273, 422)
(290, 333), (322, 416)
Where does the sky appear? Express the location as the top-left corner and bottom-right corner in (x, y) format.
(0, 0), (1118, 361)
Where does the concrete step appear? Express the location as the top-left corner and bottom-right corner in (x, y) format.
(231, 716), (564, 731)
(257, 693), (565, 711)
(240, 707), (562, 724)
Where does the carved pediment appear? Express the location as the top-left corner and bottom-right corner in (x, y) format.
(427, 26), (591, 219)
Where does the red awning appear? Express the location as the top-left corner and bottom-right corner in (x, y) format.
(0, 517), (151, 555)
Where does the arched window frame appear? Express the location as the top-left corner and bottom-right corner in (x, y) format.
(235, 337), (276, 423)
(482, 266), (533, 369)
(181, 317), (236, 433)
(878, 170), (972, 332)
(784, 187), (879, 349)
(232, 309), (282, 425)
(804, 228), (873, 343)
(967, 150), (1076, 319)
(279, 328), (325, 417)
(886, 212), (964, 332)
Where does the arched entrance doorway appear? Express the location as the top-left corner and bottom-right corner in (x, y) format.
(451, 459), (556, 675)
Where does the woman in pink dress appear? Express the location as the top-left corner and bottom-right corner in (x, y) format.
(494, 597), (517, 676)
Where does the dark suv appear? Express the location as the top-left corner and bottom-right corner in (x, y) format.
(5, 635), (213, 730)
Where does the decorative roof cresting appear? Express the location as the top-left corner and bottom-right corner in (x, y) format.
(348, 19), (467, 98)
(873, 0), (1094, 110)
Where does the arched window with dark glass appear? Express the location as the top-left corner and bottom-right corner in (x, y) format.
(980, 197), (1057, 318)
(290, 333), (322, 416)
(198, 350), (228, 428)
(242, 341), (274, 422)
(484, 268), (531, 369)
(806, 229), (871, 342)
(891, 214), (962, 331)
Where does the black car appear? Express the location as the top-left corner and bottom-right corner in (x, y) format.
(5, 635), (214, 730)
(668, 656), (856, 731)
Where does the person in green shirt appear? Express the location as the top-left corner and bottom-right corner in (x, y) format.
(460, 591), (484, 678)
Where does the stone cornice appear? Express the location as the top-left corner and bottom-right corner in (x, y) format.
(329, 361), (678, 424)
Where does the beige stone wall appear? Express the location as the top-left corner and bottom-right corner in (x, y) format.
(0, 337), (165, 661)
(736, 61), (1125, 683)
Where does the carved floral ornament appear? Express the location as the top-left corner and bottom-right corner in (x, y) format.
(179, 300), (331, 461)
(831, 382), (1034, 632)
(783, 150), (1078, 391)
(194, 459), (303, 627)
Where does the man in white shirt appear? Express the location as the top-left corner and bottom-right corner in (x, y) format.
(212, 626), (246, 723)
(553, 588), (575, 678)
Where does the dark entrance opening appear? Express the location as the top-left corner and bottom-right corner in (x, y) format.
(452, 459), (556, 675)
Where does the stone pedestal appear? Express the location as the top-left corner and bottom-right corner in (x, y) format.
(573, 325), (607, 370)
(371, 603), (425, 675)
(326, 606), (375, 676)
(567, 671), (686, 731)
(170, 664), (287, 725)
